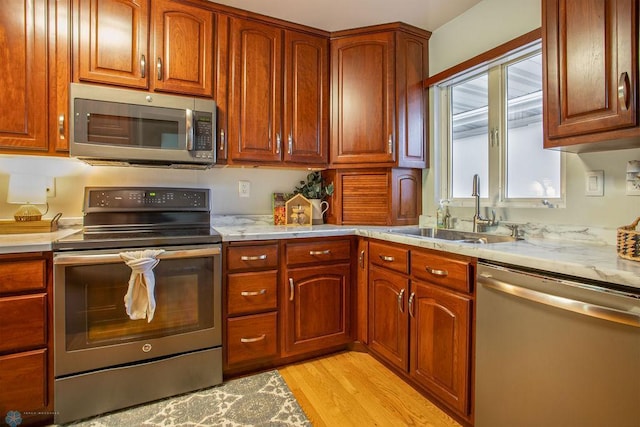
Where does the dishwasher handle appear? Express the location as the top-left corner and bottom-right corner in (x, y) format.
(479, 273), (640, 328)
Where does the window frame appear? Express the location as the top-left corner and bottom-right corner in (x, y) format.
(435, 40), (566, 210)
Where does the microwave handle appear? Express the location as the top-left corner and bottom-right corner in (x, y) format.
(186, 109), (194, 151)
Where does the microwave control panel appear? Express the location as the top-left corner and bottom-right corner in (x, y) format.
(193, 112), (213, 153)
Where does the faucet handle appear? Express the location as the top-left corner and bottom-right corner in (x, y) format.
(504, 223), (521, 238)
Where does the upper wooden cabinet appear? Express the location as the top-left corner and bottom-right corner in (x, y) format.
(0, 0), (69, 154)
(224, 17), (328, 165)
(227, 17), (283, 162)
(543, 0), (640, 152)
(74, 0), (213, 97)
(330, 24), (430, 168)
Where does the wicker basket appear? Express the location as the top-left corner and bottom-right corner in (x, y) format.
(617, 217), (640, 261)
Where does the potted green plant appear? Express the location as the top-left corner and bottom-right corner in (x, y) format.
(293, 172), (334, 224)
(293, 171), (334, 199)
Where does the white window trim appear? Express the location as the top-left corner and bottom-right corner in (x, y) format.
(435, 42), (566, 210)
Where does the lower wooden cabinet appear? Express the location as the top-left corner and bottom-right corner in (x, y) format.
(368, 265), (409, 371)
(224, 242), (280, 372)
(226, 312), (278, 366)
(283, 263), (351, 356)
(223, 237), (354, 375)
(410, 280), (471, 416)
(0, 253), (53, 426)
(367, 240), (475, 422)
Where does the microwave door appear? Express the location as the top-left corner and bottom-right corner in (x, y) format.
(72, 99), (192, 163)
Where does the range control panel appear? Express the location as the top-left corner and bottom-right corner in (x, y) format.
(84, 187), (210, 212)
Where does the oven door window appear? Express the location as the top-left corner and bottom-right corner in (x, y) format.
(74, 99), (186, 150)
(64, 257), (213, 351)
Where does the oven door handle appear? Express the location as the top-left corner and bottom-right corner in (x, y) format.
(54, 247), (221, 265)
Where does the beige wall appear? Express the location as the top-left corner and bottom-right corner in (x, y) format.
(0, 159), (309, 220)
(425, 0), (640, 231)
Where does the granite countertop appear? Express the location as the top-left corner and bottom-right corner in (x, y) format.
(1, 219), (638, 290)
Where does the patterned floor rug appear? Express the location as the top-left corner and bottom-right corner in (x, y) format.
(63, 370), (311, 427)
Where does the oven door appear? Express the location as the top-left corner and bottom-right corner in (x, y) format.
(53, 245), (221, 377)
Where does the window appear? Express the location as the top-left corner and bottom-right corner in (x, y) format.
(437, 42), (564, 208)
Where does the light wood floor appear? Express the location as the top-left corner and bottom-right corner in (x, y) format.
(278, 351), (462, 427)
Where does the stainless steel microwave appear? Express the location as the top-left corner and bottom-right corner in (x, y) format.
(70, 83), (216, 169)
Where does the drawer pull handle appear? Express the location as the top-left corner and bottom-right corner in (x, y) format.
(359, 249), (365, 269)
(289, 278), (295, 301)
(240, 289), (267, 296)
(397, 288), (405, 313)
(408, 292), (415, 318)
(309, 249), (331, 255)
(240, 334), (266, 343)
(379, 255), (395, 262)
(240, 254), (267, 261)
(426, 266), (448, 277)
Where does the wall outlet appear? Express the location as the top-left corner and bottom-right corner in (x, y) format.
(238, 180), (250, 198)
(46, 177), (56, 198)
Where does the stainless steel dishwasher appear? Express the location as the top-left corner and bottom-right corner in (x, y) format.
(476, 262), (640, 427)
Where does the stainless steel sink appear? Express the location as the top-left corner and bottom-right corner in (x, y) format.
(389, 227), (518, 244)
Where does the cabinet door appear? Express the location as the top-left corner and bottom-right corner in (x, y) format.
(76, 0), (149, 88)
(410, 280), (471, 416)
(331, 32), (395, 165)
(368, 265), (408, 371)
(0, 0), (48, 151)
(283, 30), (328, 165)
(283, 263), (351, 356)
(544, 0), (637, 141)
(395, 31), (428, 168)
(228, 18), (282, 162)
(151, 0), (213, 96)
(0, 350), (48, 417)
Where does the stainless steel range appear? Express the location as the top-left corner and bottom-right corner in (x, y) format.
(52, 187), (222, 424)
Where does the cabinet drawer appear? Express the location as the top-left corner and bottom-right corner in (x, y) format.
(0, 349), (47, 413)
(227, 312), (278, 366)
(0, 260), (46, 294)
(0, 294), (47, 353)
(411, 251), (472, 293)
(227, 271), (278, 316)
(369, 241), (409, 274)
(285, 239), (351, 265)
(227, 244), (279, 271)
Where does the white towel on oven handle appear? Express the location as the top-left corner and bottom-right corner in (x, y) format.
(120, 249), (165, 322)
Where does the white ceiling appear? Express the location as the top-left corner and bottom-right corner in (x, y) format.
(207, 0), (482, 32)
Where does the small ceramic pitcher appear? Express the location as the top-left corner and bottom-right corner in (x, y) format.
(310, 199), (329, 225)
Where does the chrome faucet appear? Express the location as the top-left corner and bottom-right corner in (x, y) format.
(472, 174), (493, 232)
